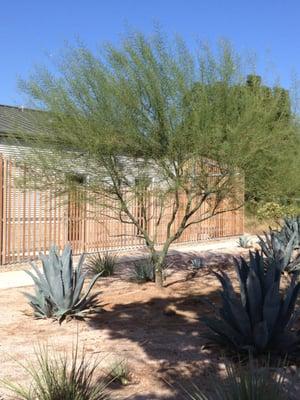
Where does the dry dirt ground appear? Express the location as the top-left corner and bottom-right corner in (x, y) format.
(0, 247), (265, 399)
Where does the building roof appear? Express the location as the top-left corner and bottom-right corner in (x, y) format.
(0, 104), (40, 135)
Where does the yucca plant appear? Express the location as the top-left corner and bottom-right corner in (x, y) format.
(203, 251), (300, 356)
(132, 258), (155, 283)
(86, 252), (117, 277)
(24, 244), (101, 323)
(107, 359), (130, 386)
(185, 357), (287, 400)
(2, 343), (111, 400)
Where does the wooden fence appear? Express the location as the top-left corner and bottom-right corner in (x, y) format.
(0, 155), (244, 265)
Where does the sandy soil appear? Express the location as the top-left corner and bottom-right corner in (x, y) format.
(0, 247), (270, 399)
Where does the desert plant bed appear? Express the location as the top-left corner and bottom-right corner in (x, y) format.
(0, 247), (298, 399)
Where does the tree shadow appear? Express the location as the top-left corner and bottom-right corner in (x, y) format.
(89, 279), (225, 399)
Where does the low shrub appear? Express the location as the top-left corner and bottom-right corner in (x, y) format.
(86, 252), (118, 277)
(257, 202), (297, 222)
(186, 358), (287, 400)
(24, 244), (101, 323)
(132, 258), (155, 283)
(107, 359), (130, 385)
(203, 251), (300, 356)
(2, 343), (111, 400)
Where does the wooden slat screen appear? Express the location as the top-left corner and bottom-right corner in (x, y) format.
(0, 155), (244, 265)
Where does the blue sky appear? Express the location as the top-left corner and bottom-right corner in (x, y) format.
(1, 0), (300, 105)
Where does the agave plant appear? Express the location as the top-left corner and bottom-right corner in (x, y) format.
(258, 226), (300, 273)
(238, 235), (252, 249)
(24, 244), (102, 323)
(203, 251), (300, 355)
(191, 257), (205, 270)
(282, 216), (300, 248)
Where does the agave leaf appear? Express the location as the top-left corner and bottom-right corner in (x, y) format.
(25, 267), (52, 299)
(253, 321), (269, 351)
(246, 267), (262, 326)
(213, 271), (236, 300)
(282, 232), (297, 270)
(61, 245), (73, 292)
(76, 253), (85, 277)
(263, 281), (281, 333)
(221, 293), (252, 339)
(72, 272), (87, 306)
(74, 272), (102, 309)
(202, 317), (245, 348)
(278, 281), (300, 331)
(233, 257), (248, 307)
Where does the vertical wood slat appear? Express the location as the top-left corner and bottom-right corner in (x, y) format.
(0, 154), (244, 265)
(0, 155), (3, 265)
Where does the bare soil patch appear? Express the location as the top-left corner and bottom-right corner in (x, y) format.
(0, 247), (249, 399)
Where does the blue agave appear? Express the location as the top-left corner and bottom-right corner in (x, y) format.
(24, 244), (101, 323)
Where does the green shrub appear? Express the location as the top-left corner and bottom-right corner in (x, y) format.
(132, 258), (155, 283)
(257, 202), (297, 222)
(186, 358), (287, 400)
(86, 252), (117, 277)
(24, 244), (101, 323)
(2, 344), (111, 400)
(107, 359), (130, 385)
(203, 251), (300, 356)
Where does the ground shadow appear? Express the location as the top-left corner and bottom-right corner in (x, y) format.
(89, 273), (226, 399)
(87, 249), (252, 399)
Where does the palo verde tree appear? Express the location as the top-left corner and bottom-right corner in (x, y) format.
(14, 31), (299, 286)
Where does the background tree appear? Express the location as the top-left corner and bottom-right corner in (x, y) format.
(14, 31), (299, 286)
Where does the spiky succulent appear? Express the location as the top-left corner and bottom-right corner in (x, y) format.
(191, 257), (205, 270)
(282, 216), (300, 247)
(86, 251), (117, 277)
(258, 225), (300, 273)
(203, 251), (300, 355)
(238, 235), (252, 248)
(132, 258), (155, 283)
(24, 244), (101, 323)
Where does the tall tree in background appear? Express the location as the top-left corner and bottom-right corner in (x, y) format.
(14, 31), (299, 286)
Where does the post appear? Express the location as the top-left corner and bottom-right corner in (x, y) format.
(0, 155), (3, 265)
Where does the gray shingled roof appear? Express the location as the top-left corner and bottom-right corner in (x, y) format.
(0, 104), (40, 135)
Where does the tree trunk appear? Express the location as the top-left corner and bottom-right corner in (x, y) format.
(155, 268), (164, 288)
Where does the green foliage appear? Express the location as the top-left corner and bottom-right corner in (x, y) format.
(257, 202), (297, 222)
(132, 258), (155, 283)
(107, 359), (130, 386)
(203, 251), (300, 355)
(15, 29), (300, 285)
(186, 358), (287, 400)
(86, 251), (117, 277)
(24, 244), (101, 323)
(2, 343), (110, 400)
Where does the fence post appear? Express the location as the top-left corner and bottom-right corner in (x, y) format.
(0, 155), (3, 265)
